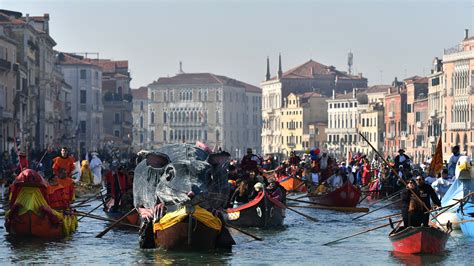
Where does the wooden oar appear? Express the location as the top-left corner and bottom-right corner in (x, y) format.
(75, 211), (139, 228)
(287, 198), (369, 212)
(352, 198), (401, 221)
(288, 204), (368, 213)
(72, 188), (106, 207)
(77, 201), (105, 222)
(367, 189), (404, 208)
(358, 213), (401, 225)
(323, 219), (402, 246)
(226, 224), (263, 241)
(96, 208), (137, 238)
(286, 206), (318, 222)
(358, 194), (368, 204)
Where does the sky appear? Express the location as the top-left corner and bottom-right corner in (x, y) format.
(1, 0), (472, 88)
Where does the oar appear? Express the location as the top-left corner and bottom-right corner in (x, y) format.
(323, 219), (402, 246)
(286, 206), (318, 222)
(96, 208), (137, 238)
(455, 219), (474, 225)
(352, 198), (401, 221)
(358, 194), (369, 204)
(288, 204), (368, 213)
(367, 189), (404, 208)
(358, 213), (401, 225)
(72, 188), (106, 207)
(226, 224), (263, 241)
(75, 211), (139, 228)
(77, 201), (105, 222)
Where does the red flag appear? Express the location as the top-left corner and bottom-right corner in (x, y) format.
(429, 136), (443, 176)
(347, 150), (352, 164)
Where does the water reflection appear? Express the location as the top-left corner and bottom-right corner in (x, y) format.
(390, 251), (449, 265)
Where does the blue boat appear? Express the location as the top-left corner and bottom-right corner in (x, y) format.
(457, 202), (474, 237)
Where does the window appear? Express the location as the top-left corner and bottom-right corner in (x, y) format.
(151, 130), (155, 142)
(114, 130), (120, 137)
(163, 130), (167, 141)
(140, 101), (144, 111)
(163, 112), (167, 123)
(80, 69), (86, 79)
(151, 112), (155, 124)
(140, 133), (143, 143)
(115, 113), (120, 124)
(140, 116), (143, 128)
(95, 92), (99, 108)
(80, 121), (86, 134)
(80, 90), (86, 104)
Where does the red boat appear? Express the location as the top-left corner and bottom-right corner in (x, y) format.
(389, 226), (450, 254)
(277, 175), (307, 193)
(307, 181), (361, 207)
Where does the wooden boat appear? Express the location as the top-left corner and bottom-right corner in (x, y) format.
(457, 203), (474, 237)
(152, 205), (234, 250)
(277, 175), (307, 193)
(5, 169), (77, 238)
(226, 190), (286, 228)
(75, 183), (102, 198)
(389, 226), (450, 254)
(307, 181), (361, 208)
(104, 198), (140, 226)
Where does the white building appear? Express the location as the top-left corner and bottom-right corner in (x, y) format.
(58, 52), (104, 156)
(131, 86), (150, 150)
(147, 72), (261, 157)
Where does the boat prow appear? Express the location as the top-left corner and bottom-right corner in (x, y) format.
(389, 226), (450, 254)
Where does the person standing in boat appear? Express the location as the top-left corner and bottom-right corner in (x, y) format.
(89, 152), (103, 186)
(447, 145), (461, 179)
(241, 148), (261, 172)
(105, 162), (127, 211)
(431, 168), (452, 199)
(394, 149), (410, 170)
(52, 147), (76, 178)
(415, 175), (441, 226)
(80, 160), (93, 185)
(401, 179), (423, 227)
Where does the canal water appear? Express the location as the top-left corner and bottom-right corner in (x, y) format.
(0, 198), (473, 265)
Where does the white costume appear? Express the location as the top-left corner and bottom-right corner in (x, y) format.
(90, 153), (103, 185)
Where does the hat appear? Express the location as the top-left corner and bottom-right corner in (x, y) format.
(91, 152), (99, 156)
(398, 149), (405, 153)
(254, 182), (264, 191)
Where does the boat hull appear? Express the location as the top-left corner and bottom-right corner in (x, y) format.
(227, 191), (285, 228)
(6, 210), (77, 238)
(389, 226), (449, 254)
(308, 182), (361, 207)
(277, 176), (306, 193)
(155, 219), (220, 250)
(457, 203), (474, 237)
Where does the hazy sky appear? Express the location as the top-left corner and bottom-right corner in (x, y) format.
(1, 0), (472, 88)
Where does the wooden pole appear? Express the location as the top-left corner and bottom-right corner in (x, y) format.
(77, 201), (104, 222)
(287, 198), (369, 212)
(226, 224), (263, 241)
(95, 208), (137, 238)
(286, 206), (319, 222)
(75, 211), (139, 228)
(352, 199), (401, 221)
(323, 219), (402, 245)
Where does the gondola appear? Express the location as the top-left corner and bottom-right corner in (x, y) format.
(74, 182), (102, 198)
(226, 190), (286, 228)
(389, 225), (451, 254)
(104, 198), (139, 226)
(5, 169), (77, 238)
(308, 181), (361, 208)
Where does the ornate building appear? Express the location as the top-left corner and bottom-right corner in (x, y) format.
(147, 72), (261, 157)
(131, 87), (149, 150)
(261, 55), (367, 155)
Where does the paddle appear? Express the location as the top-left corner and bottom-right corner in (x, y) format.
(367, 189), (404, 208)
(352, 198), (401, 221)
(358, 194), (369, 204)
(286, 205), (319, 222)
(77, 201), (105, 222)
(358, 213), (401, 225)
(72, 188), (106, 208)
(287, 198), (369, 212)
(323, 219), (402, 246)
(76, 211), (139, 228)
(96, 208), (137, 238)
(226, 224), (263, 241)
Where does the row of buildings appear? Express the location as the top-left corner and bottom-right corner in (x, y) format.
(0, 9), (132, 157)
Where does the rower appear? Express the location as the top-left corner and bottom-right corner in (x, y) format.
(401, 179), (423, 227)
(415, 175), (441, 226)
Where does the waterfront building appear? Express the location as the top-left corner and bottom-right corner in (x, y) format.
(131, 86), (149, 150)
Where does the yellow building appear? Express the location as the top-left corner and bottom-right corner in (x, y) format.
(280, 92), (327, 156)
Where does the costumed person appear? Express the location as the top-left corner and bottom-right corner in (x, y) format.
(447, 145), (461, 178)
(15, 152), (29, 174)
(415, 175), (441, 226)
(89, 152), (103, 185)
(401, 179), (422, 227)
(267, 179), (284, 203)
(394, 149), (410, 169)
(105, 162), (127, 211)
(431, 168), (452, 199)
(51, 147), (76, 207)
(80, 160), (93, 185)
(52, 147), (76, 178)
(241, 148), (261, 172)
(318, 151), (334, 183)
(230, 180), (250, 207)
(289, 151), (301, 166)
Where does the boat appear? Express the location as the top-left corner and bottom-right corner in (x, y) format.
(456, 202), (474, 237)
(226, 190), (286, 228)
(277, 175), (307, 193)
(75, 182), (102, 198)
(5, 169), (77, 238)
(307, 181), (361, 208)
(133, 144), (236, 250)
(104, 198), (140, 226)
(434, 155), (474, 229)
(389, 226), (451, 254)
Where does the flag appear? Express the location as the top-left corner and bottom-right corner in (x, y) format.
(347, 150), (352, 164)
(429, 136), (443, 177)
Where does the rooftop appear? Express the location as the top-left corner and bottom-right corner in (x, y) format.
(132, 87), (148, 99)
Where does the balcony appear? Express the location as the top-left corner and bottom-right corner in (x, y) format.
(386, 132), (395, 139)
(287, 142), (296, 148)
(429, 136), (436, 143)
(448, 122), (468, 130)
(0, 58), (12, 71)
(416, 121), (422, 129)
(388, 111), (395, 118)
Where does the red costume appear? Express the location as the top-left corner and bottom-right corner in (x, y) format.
(52, 156), (76, 177)
(105, 170), (127, 197)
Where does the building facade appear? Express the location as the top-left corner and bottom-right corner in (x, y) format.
(279, 92), (328, 155)
(384, 85), (407, 157)
(261, 56), (367, 155)
(86, 58), (133, 150)
(427, 58), (445, 155)
(131, 86), (149, 150)
(58, 53), (103, 156)
(148, 72), (261, 158)
(443, 31), (474, 156)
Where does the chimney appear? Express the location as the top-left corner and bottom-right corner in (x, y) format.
(465, 29), (469, 40)
(344, 90), (347, 95)
(310, 67), (314, 77)
(265, 56), (270, 81)
(25, 13), (29, 23)
(353, 88), (356, 98)
(277, 53), (282, 79)
(332, 89), (335, 99)
(358, 73), (363, 78)
(179, 61), (184, 74)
